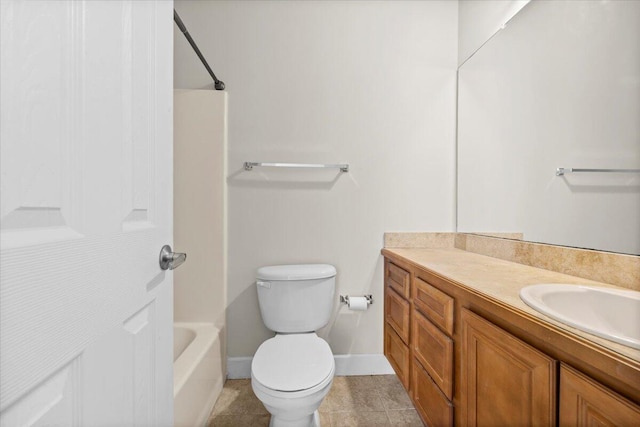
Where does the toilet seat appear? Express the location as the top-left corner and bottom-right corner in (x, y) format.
(251, 333), (334, 395)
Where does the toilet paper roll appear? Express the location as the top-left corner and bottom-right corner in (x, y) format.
(348, 296), (368, 311)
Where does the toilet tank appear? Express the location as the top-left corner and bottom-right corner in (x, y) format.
(256, 264), (336, 333)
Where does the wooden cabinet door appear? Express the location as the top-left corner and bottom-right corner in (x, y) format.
(460, 309), (557, 427)
(560, 364), (640, 426)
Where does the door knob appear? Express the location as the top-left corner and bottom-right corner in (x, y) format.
(159, 245), (187, 270)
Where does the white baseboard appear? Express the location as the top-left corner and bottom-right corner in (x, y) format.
(227, 354), (394, 379)
(333, 354), (394, 376)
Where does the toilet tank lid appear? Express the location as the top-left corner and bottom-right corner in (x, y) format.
(256, 264), (336, 281)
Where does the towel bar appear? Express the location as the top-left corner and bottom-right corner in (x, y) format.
(244, 162), (349, 172)
(556, 168), (640, 176)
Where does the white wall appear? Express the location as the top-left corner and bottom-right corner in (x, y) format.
(174, 1), (458, 357)
(457, 0), (640, 255)
(458, 0), (529, 65)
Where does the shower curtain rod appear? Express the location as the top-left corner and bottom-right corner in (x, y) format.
(174, 10), (225, 90)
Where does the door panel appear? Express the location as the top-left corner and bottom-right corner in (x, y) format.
(0, 358), (81, 426)
(0, 1), (173, 425)
(0, 0), (83, 249)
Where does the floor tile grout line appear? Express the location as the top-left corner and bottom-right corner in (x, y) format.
(375, 386), (394, 424)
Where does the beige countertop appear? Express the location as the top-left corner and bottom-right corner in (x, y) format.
(382, 247), (640, 363)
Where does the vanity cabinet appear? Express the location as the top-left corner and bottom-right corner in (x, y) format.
(382, 251), (640, 427)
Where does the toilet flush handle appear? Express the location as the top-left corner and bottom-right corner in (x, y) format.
(257, 280), (271, 289)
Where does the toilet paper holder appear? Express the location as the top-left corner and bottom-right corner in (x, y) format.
(340, 295), (373, 306)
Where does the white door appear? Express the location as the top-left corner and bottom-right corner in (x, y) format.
(0, 1), (174, 425)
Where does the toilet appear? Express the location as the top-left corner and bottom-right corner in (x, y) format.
(251, 264), (337, 427)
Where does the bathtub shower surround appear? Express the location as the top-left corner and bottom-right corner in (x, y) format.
(173, 90), (228, 424)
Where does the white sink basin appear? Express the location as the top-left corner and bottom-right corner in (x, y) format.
(519, 284), (640, 350)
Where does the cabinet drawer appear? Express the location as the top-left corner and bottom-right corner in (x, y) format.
(560, 364), (640, 426)
(413, 276), (454, 336)
(412, 359), (453, 427)
(385, 287), (410, 344)
(384, 323), (410, 390)
(412, 310), (454, 399)
(386, 261), (410, 299)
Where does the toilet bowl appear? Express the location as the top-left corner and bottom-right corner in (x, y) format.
(251, 334), (334, 427)
(251, 264), (337, 427)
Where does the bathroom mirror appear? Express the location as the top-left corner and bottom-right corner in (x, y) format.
(457, 0), (640, 255)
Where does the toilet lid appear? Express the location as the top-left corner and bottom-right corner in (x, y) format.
(252, 334), (334, 392)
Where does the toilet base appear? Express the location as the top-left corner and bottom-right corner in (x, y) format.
(269, 410), (320, 427)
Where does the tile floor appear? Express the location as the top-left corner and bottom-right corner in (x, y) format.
(208, 375), (425, 427)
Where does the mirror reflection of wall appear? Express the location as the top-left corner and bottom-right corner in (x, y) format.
(457, 0), (529, 66)
(457, 0), (640, 255)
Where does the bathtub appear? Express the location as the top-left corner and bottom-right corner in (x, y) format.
(174, 323), (224, 427)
